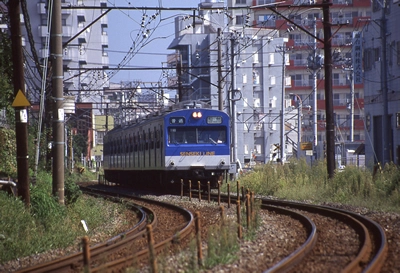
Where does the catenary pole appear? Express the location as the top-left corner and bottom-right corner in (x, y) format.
(217, 28), (223, 111)
(9, 0), (30, 207)
(50, 0), (65, 204)
(381, 1), (390, 164)
(322, 0), (335, 178)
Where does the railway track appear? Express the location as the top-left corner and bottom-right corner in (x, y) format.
(14, 186), (194, 273)
(10, 184), (389, 272)
(187, 190), (388, 272)
(260, 198), (388, 272)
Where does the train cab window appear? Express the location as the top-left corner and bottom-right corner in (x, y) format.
(198, 127), (226, 144)
(168, 127), (226, 144)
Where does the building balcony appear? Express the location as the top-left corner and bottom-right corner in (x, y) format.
(61, 3), (72, 14)
(79, 53), (87, 64)
(39, 48), (49, 59)
(101, 14), (108, 27)
(352, 0), (371, 7)
(38, 25), (49, 37)
(353, 17), (370, 27)
(102, 55), (109, 66)
(37, 3), (46, 14)
(62, 26), (73, 38)
(101, 33), (108, 46)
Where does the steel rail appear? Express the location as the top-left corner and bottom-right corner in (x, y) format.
(260, 204), (317, 273)
(84, 186), (196, 272)
(14, 189), (151, 273)
(260, 198), (387, 273)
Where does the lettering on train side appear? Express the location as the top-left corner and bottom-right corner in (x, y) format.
(179, 151), (215, 156)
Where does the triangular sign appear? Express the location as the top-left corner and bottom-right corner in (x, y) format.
(12, 90), (31, 107)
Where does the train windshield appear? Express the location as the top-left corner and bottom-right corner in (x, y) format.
(168, 126), (226, 144)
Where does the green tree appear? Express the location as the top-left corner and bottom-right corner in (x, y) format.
(0, 128), (17, 177)
(72, 133), (88, 161)
(0, 27), (15, 124)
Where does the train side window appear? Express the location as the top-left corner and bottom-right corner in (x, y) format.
(129, 135), (133, 153)
(133, 135), (138, 152)
(156, 130), (160, 148)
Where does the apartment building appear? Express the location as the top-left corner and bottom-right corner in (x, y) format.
(23, 0), (110, 166)
(167, 0), (290, 167)
(228, 0), (370, 165)
(363, 0), (400, 166)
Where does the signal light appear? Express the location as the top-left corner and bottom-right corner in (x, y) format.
(192, 111), (202, 118)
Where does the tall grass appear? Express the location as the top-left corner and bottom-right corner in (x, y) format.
(0, 171), (130, 264)
(229, 159), (400, 212)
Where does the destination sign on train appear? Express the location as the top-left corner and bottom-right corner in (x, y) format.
(170, 117), (185, 124)
(207, 116), (222, 124)
(180, 151), (215, 156)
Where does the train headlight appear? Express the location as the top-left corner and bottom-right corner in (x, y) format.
(170, 160), (175, 166)
(220, 159), (225, 165)
(192, 111), (202, 119)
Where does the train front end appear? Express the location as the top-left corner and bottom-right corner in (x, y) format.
(164, 108), (230, 188)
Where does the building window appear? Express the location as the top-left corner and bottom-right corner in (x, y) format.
(333, 0), (353, 3)
(364, 48), (373, 71)
(291, 74), (303, 87)
(397, 113), (400, 129)
(374, 47), (380, 62)
(372, 0), (381, 12)
(236, 15), (244, 25)
(289, 33), (302, 45)
(397, 41), (400, 65)
(257, 14), (275, 27)
(257, 0), (274, 4)
(333, 73), (340, 86)
(97, 131), (105, 144)
(254, 144), (261, 155)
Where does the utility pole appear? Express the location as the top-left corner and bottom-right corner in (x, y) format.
(217, 28), (223, 111)
(50, 0), (65, 205)
(312, 19), (318, 161)
(307, 19), (322, 162)
(345, 70), (354, 142)
(176, 55), (183, 102)
(322, 0), (335, 178)
(230, 36), (238, 168)
(380, 0), (390, 164)
(280, 47), (286, 164)
(276, 44), (288, 164)
(9, 0), (30, 207)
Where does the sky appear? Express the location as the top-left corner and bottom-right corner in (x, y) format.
(106, 0), (202, 84)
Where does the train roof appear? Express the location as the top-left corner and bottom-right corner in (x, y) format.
(105, 100), (228, 136)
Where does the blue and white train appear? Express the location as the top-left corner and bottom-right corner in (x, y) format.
(103, 101), (230, 190)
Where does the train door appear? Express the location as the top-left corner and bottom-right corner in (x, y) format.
(142, 130), (146, 169)
(120, 136), (124, 168)
(147, 128), (151, 168)
(133, 134), (137, 168)
(122, 135), (128, 169)
(128, 134), (132, 168)
(154, 126), (157, 168)
(159, 125), (164, 168)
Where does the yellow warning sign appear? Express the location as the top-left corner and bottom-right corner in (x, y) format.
(12, 90), (31, 107)
(300, 142), (313, 151)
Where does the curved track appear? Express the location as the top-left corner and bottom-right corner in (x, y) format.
(187, 189), (387, 272)
(14, 186), (194, 273)
(259, 198), (388, 272)
(12, 184), (388, 272)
